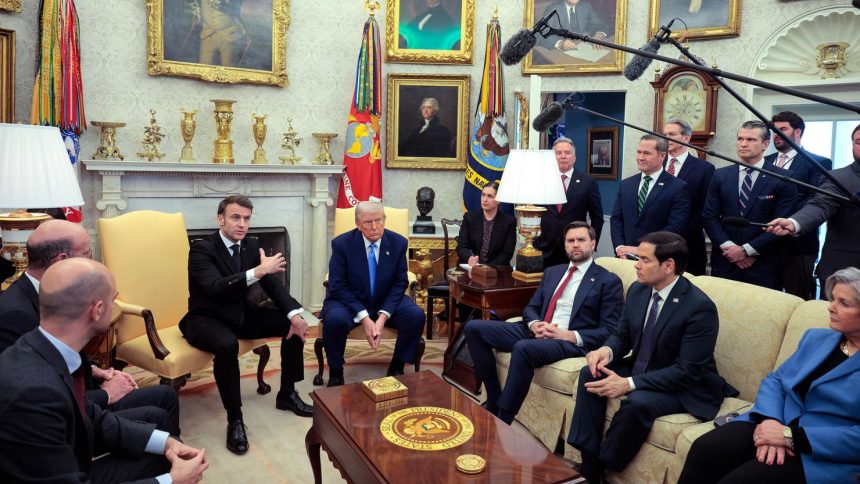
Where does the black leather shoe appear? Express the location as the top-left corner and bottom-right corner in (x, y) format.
(226, 419), (249, 455)
(275, 391), (314, 417)
(327, 375), (345, 387)
(386, 368), (405, 377)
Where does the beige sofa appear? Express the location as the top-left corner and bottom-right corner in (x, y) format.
(493, 257), (830, 483)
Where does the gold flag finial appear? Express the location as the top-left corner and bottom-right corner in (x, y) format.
(365, 0), (380, 17)
(492, 3), (499, 20)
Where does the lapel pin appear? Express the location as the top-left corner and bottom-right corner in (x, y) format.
(590, 277), (595, 282)
(576, 179), (581, 183)
(672, 298), (679, 303)
(658, 182), (665, 186)
(385, 251), (389, 255)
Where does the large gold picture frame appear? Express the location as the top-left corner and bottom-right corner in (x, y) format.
(648, 0), (741, 41)
(0, 1), (21, 13)
(386, 74), (470, 170)
(385, 0), (475, 64)
(523, 0), (627, 75)
(0, 29), (13, 124)
(146, 0), (290, 87)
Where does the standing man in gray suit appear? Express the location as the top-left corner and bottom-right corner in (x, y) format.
(768, 123), (860, 294)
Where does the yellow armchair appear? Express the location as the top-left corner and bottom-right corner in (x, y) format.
(98, 211), (271, 392)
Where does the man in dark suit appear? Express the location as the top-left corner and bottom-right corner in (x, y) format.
(320, 201), (425, 387)
(537, 0), (609, 52)
(763, 111), (832, 299)
(0, 258), (207, 483)
(178, 195), (313, 456)
(535, 137), (604, 268)
(663, 119), (715, 275)
(611, 134), (692, 259)
(703, 121), (797, 290)
(464, 221), (623, 424)
(0, 219), (180, 437)
(567, 231), (735, 483)
(768, 123), (860, 295)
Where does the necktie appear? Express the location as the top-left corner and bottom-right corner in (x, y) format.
(368, 243), (377, 297)
(230, 243), (241, 272)
(557, 174), (568, 213)
(72, 367), (88, 421)
(568, 6), (576, 28)
(667, 158), (678, 176)
(637, 175), (652, 214)
(543, 265), (576, 324)
(631, 293), (662, 375)
(739, 168), (753, 212)
(776, 153), (788, 168)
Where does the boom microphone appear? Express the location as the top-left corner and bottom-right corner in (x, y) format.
(531, 102), (565, 132)
(623, 19), (676, 81)
(722, 216), (769, 228)
(500, 10), (558, 65)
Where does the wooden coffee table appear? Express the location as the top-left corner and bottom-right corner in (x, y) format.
(305, 371), (579, 483)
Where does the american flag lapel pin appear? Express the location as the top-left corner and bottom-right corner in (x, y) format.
(672, 298), (679, 303)
(576, 179), (581, 183)
(385, 251), (390, 255)
(658, 182), (665, 186)
(590, 277), (595, 282)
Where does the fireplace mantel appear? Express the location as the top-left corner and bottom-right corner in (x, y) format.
(83, 160), (344, 311)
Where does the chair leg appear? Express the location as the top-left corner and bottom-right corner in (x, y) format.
(160, 376), (187, 391)
(425, 296), (434, 340)
(312, 337), (326, 386)
(415, 337), (425, 372)
(253, 345), (272, 395)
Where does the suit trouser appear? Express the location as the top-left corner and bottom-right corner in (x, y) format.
(781, 253), (816, 300)
(322, 298), (425, 368)
(110, 385), (181, 437)
(685, 230), (708, 276)
(464, 320), (585, 420)
(183, 306), (305, 420)
(91, 452), (171, 484)
(678, 421), (806, 484)
(567, 364), (684, 481)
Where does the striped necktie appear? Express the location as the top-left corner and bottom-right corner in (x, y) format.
(632, 293), (662, 375)
(667, 158), (678, 176)
(637, 175), (652, 214)
(738, 168), (753, 212)
(776, 153), (788, 168)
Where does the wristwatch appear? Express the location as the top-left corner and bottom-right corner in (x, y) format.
(783, 426), (794, 451)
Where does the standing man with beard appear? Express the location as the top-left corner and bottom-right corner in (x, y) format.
(464, 221), (623, 425)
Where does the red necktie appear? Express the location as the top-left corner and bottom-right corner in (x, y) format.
(557, 174), (568, 213)
(667, 158), (678, 176)
(543, 265), (576, 323)
(72, 367), (88, 421)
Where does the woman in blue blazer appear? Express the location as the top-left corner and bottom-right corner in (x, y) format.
(679, 267), (860, 483)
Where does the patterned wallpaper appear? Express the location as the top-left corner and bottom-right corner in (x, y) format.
(1, 0), (843, 224)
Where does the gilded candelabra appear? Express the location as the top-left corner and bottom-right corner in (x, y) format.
(312, 132), (338, 165)
(251, 114), (269, 164)
(91, 121), (126, 160)
(279, 119), (302, 165)
(211, 99), (236, 164)
(137, 109), (166, 162)
(179, 109), (197, 163)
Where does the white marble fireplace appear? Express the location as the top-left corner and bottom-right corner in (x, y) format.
(82, 160), (343, 311)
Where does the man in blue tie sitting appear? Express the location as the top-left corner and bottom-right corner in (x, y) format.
(320, 201), (425, 387)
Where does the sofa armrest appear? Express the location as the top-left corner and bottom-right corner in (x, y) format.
(114, 298), (171, 361)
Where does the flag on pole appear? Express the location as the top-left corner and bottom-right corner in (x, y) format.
(337, 11), (383, 208)
(462, 17), (509, 212)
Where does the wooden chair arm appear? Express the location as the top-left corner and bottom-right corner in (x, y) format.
(114, 298), (171, 361)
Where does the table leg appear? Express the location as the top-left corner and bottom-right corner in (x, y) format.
(305, 425), (323, 484)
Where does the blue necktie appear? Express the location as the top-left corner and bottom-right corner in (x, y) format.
(739, 168), (753, 213)
(632, 293), (662, 375)
(368, 242), (377, 297)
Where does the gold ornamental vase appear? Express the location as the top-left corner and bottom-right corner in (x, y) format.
(211, 99), (236, 164)
(311, 132), (338, 165)
(179, 109), (197, 163)
(251, 114), (269, 164)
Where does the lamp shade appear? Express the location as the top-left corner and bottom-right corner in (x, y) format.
(495, 149), (567, 205)
(0, 124), (84, 210)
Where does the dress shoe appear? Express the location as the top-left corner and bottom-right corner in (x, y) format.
(226, 419), (249, 455)
(275, 390), (314, 417)
(327, 375), (345, 387)
(386, 368), (404, 377)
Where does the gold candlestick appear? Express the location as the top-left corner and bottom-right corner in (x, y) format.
(179, 109), (197, 163)
(137, 109), (166, 162)
(211, 99), (236, 164)
(311, 132), (338, 165)
(279, 118), (302, 165)
(91, 121), (126, 160)
(251, 114), (269, 164)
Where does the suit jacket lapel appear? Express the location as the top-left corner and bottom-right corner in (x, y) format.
(212, 232), (236, 272)
(649, 277), (688, 340)
(567, 264), (598, 329)
(354, 230), (373, 300)
(807, 334), (860, 389)
(541, 267), (565, 318)
(630, 286), (651, 352)
(16, 276), (39, 313)
(638, 171), (668, 219)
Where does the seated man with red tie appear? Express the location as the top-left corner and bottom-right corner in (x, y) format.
(464, 222), (623, 424)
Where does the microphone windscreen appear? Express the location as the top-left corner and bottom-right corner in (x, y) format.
(623, 39), (661, 81)
(532, 102), (565, 132)
(721, 216), (750, 228)
(500, 30), (537, 66)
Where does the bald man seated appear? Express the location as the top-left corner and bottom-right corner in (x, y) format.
(0, 220), (180, 437)
(0, 258), (208, 483)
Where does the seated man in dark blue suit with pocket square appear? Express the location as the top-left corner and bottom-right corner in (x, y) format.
(320, 201), (425, 387)
(464, 221), (623, 425)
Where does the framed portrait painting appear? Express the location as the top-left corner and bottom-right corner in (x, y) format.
(0, 29), (13, 124)
(648, 0), (741, 41)
(522, 0), (627, 75)
(385, 0), (475, 64)
(386, 74), (470, 170)
(146, 0), (290, 87)
(586, 126), (618, 180)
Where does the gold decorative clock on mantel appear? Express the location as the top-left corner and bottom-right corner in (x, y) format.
(651, 65), (719, 158)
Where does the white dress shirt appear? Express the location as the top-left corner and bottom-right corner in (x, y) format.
(667, 151), (690, 175)
(527, 258), (593, 346)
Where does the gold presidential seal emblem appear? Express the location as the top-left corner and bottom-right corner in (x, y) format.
(379, 406), (474, 451)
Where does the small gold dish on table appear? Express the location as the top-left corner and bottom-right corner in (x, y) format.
(456, 454), (486, 474)
(360, 376), (408, 402)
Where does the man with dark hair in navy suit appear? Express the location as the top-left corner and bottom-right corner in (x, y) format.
(567, 231), (735, 483)
(320, 201), (425, 387)
(662, 119), (715, 275)
(703, 121), (797, 290)
(764, 111), (832, 299)
(611, 134), (692, 260)
(464, 221), (623, 425)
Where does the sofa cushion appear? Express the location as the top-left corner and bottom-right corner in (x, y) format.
(776, 300), (830, 368)
(494, 350), (586, 396)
